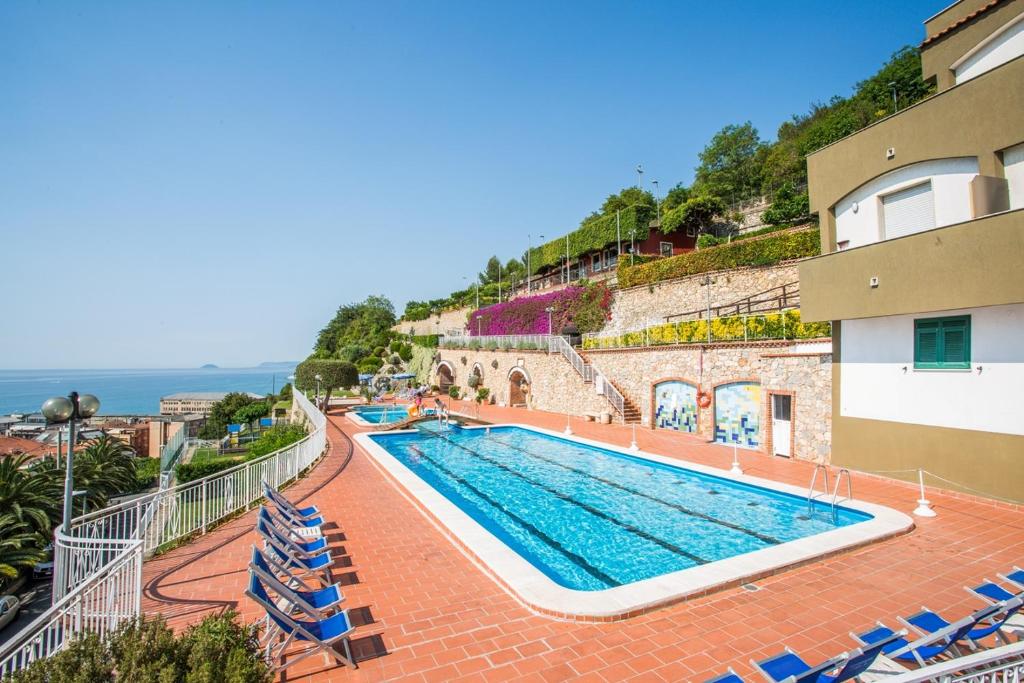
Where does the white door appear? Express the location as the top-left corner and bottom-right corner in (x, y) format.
(771, 394), (792, 457)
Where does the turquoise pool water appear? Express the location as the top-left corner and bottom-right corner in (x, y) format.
(351, 405), (411, 424)
(370, 424), (872, 591)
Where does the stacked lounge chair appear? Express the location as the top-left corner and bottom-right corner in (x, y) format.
(705, 569), (1024, 682)
(246, 481), (358, 672)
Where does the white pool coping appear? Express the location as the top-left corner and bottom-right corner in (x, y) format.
(353, 423), (914, 620)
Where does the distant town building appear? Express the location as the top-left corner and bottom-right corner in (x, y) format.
(159, 392), (262, 416)
(0, 435), (54, 461)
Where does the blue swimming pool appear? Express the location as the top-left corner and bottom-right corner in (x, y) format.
(369, 424), (873, 592)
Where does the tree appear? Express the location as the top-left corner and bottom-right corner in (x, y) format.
(0, 513), (49, 581)
(660, 195), (726, 236)
(693, 122), (766, 202)
(233, 401), (269, 427)
(198, 392), (257, 439)
(601, 187), (655, 215)
(477, 256), (502, 285)
(762, 182), (810, 225)
(661, 183), (691, 213)
(295, 358), (358, 410)
(314, 296), (396, 358)
(0, 454), (58, 537)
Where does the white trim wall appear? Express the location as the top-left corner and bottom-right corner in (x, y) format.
(1004, 142), (1024, 210)
(839, 303), (1024, 435)
(834, 158), (979, 250)
(953, 10), (1024, 84)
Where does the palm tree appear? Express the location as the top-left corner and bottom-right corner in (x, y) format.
(33, 434), (138, 520)
(0, 514), (48, 580)
(0, 454), (59, 535)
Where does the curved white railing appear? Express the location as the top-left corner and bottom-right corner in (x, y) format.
(0, 391), (327, 675)
(0, 540), (143, 677)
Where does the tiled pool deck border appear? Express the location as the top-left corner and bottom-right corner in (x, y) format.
(353, 423), (915, 621)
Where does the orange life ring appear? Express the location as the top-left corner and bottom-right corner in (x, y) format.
(696, 391), (712, 409)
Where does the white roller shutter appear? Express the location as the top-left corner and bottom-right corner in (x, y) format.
(882, 181), (935, 239)
(1005, 143), (1024, 210)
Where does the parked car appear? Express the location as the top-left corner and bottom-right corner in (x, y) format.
(0, 595), (20, 631)
(32, 544), (54, 579)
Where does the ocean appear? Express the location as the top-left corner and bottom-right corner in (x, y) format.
(0, 366), (297, 416)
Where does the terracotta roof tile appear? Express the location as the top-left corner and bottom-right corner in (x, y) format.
(921, 0), (1008, 47)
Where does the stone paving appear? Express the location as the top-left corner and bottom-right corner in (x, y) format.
(142, 400), (1024, 682)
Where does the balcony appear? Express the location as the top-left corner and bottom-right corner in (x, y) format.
(799, 208), (1024, 322)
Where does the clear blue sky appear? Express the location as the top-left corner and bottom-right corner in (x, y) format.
(1, 1), (940, 369)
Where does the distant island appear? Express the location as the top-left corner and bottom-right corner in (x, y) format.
(259, 361), (298, 368)
(200, 364), (219, 369)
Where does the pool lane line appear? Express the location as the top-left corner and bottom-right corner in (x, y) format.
(480, 434), (783, 547)
(407, 445), (623, 588)
(421, 431), (709, 566)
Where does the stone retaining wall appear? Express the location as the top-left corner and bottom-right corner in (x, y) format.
(394, 307), (471, 337)
(435, 348), (610, 417)
(603, 262), (801, 334)
(586, 342), (831, 462)
(435, 340), (832, 463)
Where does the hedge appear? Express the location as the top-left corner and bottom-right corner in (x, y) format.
(527, 204), (655, 274)
(176, 456), (243, 483)
(617, 227), (820, 288)
(582, 309), (831, 349)
(408, 334), (439, 347)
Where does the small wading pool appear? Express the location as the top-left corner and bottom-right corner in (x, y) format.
(347, 404), (433, 425)
(355, 423), (913, 618)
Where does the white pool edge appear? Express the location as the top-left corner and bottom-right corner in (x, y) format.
(353, 423), (914, 620)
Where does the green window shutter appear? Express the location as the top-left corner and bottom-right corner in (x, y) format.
(915, 321), (940, 367)
(914, 316), (970, 369)
(940, 318), (970, 368)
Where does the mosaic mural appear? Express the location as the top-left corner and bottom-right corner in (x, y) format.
(653, 381), (698, 432)
(714, 382), (761, 448)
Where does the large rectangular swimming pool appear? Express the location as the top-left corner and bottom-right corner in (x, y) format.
(369, 424), (873, 592)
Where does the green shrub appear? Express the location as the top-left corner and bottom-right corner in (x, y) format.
(448, 386), (461, 400)
(8, 632), (113, 683)
(247, 424), (307, 458)
(618, 228), (820, 288)
(696, 234), (722, 249)
(131, 457), (161, 493)
(108, 616), (186, 682)
(180, 610), (269, 683)
(475, 388), (490, 404)
(763, 183), (810, 226)
(398, 344), (414, 362)
(409, 334), (439, 348)
(176, 457), (242, 483)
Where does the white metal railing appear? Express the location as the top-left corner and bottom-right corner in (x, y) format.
(879, 641), (1024, 682)
(0, 392), (328, 677)
(0, 540), (143, 677)
(439, 334), (552, 350)
(547, 335), (593, 382)
(159, 422), (188, 472)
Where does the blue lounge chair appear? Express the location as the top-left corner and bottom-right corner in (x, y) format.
(965, 581), (1024, 643)
(250, 546), (343, 615)
(246, 571), (356, 672)
(703, 668), (744, 683)
(272, 502), (325, 530)
(259, 504), (322, 541)
(899, 602), (1011, 650)
(260, 526), (335, 587)
(751, 632), (903, 683)
(262, 481), (321, 520)
(1002, 567), (1024, 590)
(258, 509), (327, 554)
(909, 593), (1019, 651)
(854, 604), (1002, 666)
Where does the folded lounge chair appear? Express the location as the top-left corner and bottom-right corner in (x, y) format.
(250, 546), (344, 615)
(246, 571), (357, 672)
(854, 604), (1002, 667)
(259, 522), (335, 587)
(258, 508), (327, 554)
(966, 581), (1024, 639)
(262, 481), (321, 520)
(751, 632), (904, 683)
(268, 501), (325, 532)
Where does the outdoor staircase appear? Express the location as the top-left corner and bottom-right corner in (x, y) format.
(547, 335), (641, 424)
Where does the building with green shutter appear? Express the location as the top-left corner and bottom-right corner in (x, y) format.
(797, 0), (1024, 502)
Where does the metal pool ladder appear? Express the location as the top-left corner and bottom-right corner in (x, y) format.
(807, 464), (853, 521)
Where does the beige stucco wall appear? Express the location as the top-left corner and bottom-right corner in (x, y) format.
(604, 263), (800, 334)
(921, 0), (1024, 91)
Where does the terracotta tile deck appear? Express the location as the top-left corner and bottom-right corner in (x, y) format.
(142, 401), (1024, 682)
